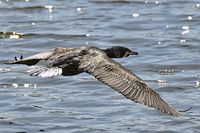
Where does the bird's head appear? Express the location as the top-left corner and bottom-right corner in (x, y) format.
(103, 46), (138, 58)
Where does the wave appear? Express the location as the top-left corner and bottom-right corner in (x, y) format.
(0, 31), (90, 40)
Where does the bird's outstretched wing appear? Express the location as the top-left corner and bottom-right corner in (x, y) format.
(5, 47), (76, 66)
(83, 54), (180, 116)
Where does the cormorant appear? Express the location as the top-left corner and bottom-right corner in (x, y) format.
(6, 46), (180, 116)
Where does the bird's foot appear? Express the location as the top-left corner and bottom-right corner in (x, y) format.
(14, 55), (23, 61)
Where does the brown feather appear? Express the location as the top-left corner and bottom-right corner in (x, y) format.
(81, 50), (180, 116)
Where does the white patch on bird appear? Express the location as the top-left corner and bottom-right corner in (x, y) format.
(38, 67), (62, 77)
(27, 66), (62, 78)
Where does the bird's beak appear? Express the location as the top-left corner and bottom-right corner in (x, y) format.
(130, 51), (138, 55)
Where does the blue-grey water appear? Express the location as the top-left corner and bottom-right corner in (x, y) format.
(0, 0), (200, 133)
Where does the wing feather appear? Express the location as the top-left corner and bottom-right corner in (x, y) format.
(27, 66), (62, 77)
(6, 47), (76, 66)
(84, 55), (180, 116)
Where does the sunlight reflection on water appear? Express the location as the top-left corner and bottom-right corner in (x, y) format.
(0, 0), (199, 133)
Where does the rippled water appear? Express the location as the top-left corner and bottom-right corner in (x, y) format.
(0, 0), (200, 133)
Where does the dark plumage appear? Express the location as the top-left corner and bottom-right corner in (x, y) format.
(6, 46), (180, 116)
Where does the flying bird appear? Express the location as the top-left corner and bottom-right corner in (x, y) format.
(6, 46), (180, 116)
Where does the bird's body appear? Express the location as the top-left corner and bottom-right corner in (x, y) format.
(6, 46), (180, 116)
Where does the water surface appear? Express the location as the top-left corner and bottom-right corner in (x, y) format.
(0, 0), (200, 133)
